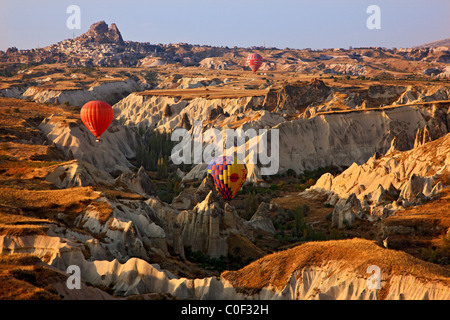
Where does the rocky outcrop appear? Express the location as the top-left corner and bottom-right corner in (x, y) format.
(265, 79), (332, 112)
(328, 64), (367, 76)
(309, 132), (450, 222)
(173, 175), (252, 258)
(181, 164), (208, 182)
(113, 92), (265, 132)
(22, 79), (141, 106)
(199, 58), (235, 70)
(76, 196), (167, 262)
(172, 173), (216, 210)
(245, 202), (276, 234)
(177, 190), (249, 258)
(398, 174), (434, 203)
(414, 125), (432, 148)
(45, 159), (114, 188)
(0, 85), (27, 98)
(331, 193), (366, 228)
(39, 116), (138, 176)
(117, 166), (157, 197)
(276, 104), (444, 173)
(74, 21), (124, 45)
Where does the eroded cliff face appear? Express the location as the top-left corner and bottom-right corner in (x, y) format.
(39, 115), (138, 175)
(113, 92), (266, 132)
(113, 82), (450, 177)
(276, 102), (449, 172)
(263, 79), (332, 112)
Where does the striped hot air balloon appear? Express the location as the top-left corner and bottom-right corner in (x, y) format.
(209, 156), (247, 200)
(80, 100), (114, 142)
(207, 157), (217, 176)
(246, 53), (263, 73)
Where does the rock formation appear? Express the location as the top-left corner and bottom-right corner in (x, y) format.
(331, 193), (365, 229)
(75, 21), (124, 45)
(45, 159), (115, 188)
(245, 202), (276, 234)
(308, 132), (450, 227)
(177, 175), (251, 258)
(39, 115), (138, 176)
(117, 166), (157, 197)
(22, 79), (141, 106)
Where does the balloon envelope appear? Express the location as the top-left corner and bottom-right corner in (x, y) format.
(209, 156), (247, 200)
(80, 100), (114, 140)
(246, 53), (263, 73)
(207, 158), (217, 176)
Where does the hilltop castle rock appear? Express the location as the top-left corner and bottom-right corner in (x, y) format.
(75, 21), (124, 45)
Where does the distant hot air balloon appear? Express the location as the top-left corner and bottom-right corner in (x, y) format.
(208, 156), (247, 200)
(246, 53), (263, 73)
(80, 100), (114, 142)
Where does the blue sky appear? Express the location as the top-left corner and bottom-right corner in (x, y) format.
(0, 0), (449, 51)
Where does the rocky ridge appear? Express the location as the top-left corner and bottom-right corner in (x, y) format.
(304, 132), (450, 228)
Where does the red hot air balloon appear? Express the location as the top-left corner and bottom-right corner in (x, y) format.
(246, 53), (263, 73)
(80, 100), (114, 142)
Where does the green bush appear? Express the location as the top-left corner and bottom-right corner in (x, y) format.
(329, 228), (344, 240)
(419, 247), (440, 263)
(298, 166), (342, 184)
(286, 168), (297, 177)
(185, 248), (248, 273)
(292, 206), (326, 241)
(143, 70), (158, 86)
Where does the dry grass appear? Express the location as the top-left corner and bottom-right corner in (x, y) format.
(271, 191), (334, 230)
(0, 208), (56, 237)
(0, 186), (101, 231)
(222, 238), (450, 295)
(95, 183), (145, 201)
(382, 188), (450, 257)
(224, 114), (263, 130)
(88, 200), (114, 225)
(0, 186), (99, 210)
(139, 88), (268, 100)
(0, 142), (59, 162)
(0, 97), (66, 122)
(0, 254), (63, 300)
(384, 190), (450, 229)
(313, 100), (450, 117)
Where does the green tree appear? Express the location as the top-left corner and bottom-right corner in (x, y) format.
(294, 206), (305, 234)
(244, 191), (259, 220)
(136, 130), (174, 172)
(157, 155), (168, 179)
